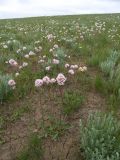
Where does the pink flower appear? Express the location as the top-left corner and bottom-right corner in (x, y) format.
(43, 76), (50, 84)
(65, 63), (70, 68)
(35, 79), (43, 87)
(68, 69), (74, 75)
(8, 79), (16, 87)
(56, 73), (67, 85)
(53, 59), (59, 64)
(9, 59), (18, 67)
(50, 78), (56, 84)
(70, 65), (75, 69)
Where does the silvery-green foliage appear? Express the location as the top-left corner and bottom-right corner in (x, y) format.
(55, 48), (65, 65)
(100, 51), (120, 76)
(80, 112), (120, 160)
(113, 64), (120, 89)
(0, 73), (13, 102)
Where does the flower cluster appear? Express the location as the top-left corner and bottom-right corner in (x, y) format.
(35, 73), (66, 88)
(78, 66), (87, 72)
(9, 59), (18, 67)
(8, 79), (16, 89)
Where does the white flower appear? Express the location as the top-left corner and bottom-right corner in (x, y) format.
(74, 65), (78, 69)
(53, 44), (59, 49)
(68, 69), (74, 75)
(24, 54), (29, 58)
(65, 63), (70, 68)
(17, 49), (21, 53)
(19, 66), (23, 69)
(22, 62), (28, 67)
(38, 46), (42, 51)
(50, 78), (56, 84)
(23, 47), (27, 50)
(83, 66), (87, 71)
(15, 72), (19, 77)
(3, 45), (8, 49)
(45, 66), (51, 71)
(29, 51), (36, 56)
(5, 61), (8, 64)
(38, 59), (45, 63)
(49, 49), (53, 52)
(43, 55), (46, 59)
(78, 66), (87, 72)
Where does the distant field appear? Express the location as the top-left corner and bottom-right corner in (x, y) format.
(0, 13), (120, 160)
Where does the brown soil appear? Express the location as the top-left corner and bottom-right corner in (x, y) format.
(0, 89), (106, 160)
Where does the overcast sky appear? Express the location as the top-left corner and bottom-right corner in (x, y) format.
(0, 0), (120, 19)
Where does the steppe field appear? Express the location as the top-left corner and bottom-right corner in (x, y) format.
(0, 14), (120, 160)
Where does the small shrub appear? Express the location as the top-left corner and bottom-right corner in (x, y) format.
(62, 90), (84, 115)
(100, 51), (120, 76)
(17, 134), (43, 160)
(80, 112), (120, 160)
(54, 48), (65, 65)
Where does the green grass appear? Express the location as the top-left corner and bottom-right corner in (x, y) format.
(62, 90), (84, 115)
(16, 134), (43, 160)
(40, 115), (70, 141)
(0, 13), (120, 159)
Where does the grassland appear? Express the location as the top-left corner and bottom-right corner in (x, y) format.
(0, 13), (120, 160)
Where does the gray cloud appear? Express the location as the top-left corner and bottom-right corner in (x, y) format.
(0, 0), (120, 19)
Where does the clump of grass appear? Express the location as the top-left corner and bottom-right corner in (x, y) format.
(17, 134), (43, 160)
(41, 116), (69, 141)
(80, 112), (120, 160)
(88, 54), (101, 67)
(94, 75), (108, 94)
(62, 90), (84, 115)
(11, 105), (30, 122)
(0, 73), (13, 103)
(16, 68), (35, 98)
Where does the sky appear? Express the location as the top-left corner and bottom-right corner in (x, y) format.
(0, 0), (120, 19)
